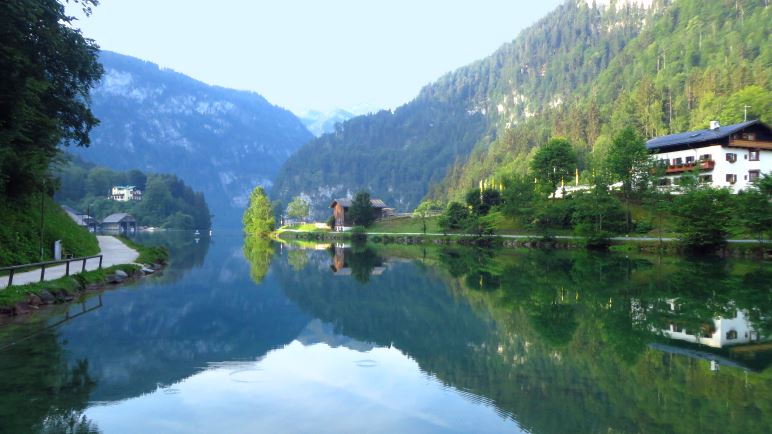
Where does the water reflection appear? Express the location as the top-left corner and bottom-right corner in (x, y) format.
(0, 235), (769, 433)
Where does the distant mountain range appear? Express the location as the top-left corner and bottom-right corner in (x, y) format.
(71, 51), (313, 227)
(298, 108), (356, 137)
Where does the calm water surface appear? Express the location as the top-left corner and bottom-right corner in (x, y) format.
(0, 232), (770, 433)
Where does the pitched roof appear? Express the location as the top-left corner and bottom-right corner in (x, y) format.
(102, 213), (135, 223)
(331, 198), (387, 208)
(646, 120), (762, 151)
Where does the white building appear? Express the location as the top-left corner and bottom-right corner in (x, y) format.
(110, 185), (142, 201)
(646, 120), (772, 192)
(658, 301), (762, 349)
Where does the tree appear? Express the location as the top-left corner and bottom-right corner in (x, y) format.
(438, 202), (469, 233)
(465, 188), (502, 216)
(347, 191), (375, 227)
(413, 200), (443, 234)
(571, 180), (626, 249)
(606, 127), (650, 197)
(670, 187), (734, 251)
(605, 127), (651, 231)
(286, 196), (310, 222)
(0, 0), (103, 199)
(733, 174), (772, 242)
(530, 138), (577, 197)
(500, 175), (537, 225)
(127, 169), (147, 191)
(243, 186), (274, 235)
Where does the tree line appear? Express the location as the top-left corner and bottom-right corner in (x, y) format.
(431, 128), (771, 252)
(55, 156), (211, 230)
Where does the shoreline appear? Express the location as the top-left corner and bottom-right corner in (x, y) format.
(0, 237), (168, 321)
(277, 229), (772, 259)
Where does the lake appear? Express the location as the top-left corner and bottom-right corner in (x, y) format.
(0, 233), (770, 433)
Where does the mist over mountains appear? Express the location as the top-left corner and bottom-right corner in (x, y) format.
(71, 51), (313, 227)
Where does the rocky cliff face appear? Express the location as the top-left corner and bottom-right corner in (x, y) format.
(72, 51), (313, 227)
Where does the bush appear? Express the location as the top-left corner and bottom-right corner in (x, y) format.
(670, 187), (733, 251)
(326, 215), (336, 229)
(351, 226), (368, 240)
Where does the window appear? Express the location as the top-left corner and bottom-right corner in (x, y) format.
(699, 175), (713, 184)
(726, 174), (737, 184)
(725, 153), (737, 163)
(700, 154), (712, 161)
(673, 157), (683, 166)
(749, 170), (760, 182)
(658, 158), (670, 167)
(685, 156), (695, 164)
(658, 178), (672, 186)
(726, 330), (738, 340)
(749, 150), (760, 161)
(741, 133), (756, 141)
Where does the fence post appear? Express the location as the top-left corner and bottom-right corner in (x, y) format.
(98, 255), (103, 269)
(82, 258), (87, 272)
(8, 269), (14, 287)
(40, 264), (45, 282)
(65, 260), (70, 276)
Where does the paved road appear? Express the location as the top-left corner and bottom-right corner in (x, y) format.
(282, 229), (767, 244)
(0, 236), (138, 289)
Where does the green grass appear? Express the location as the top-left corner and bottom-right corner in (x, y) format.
(117, 236), (169, 265)
(0, 263), (140, 308)
(0, 194), (99, 267)
(369, 216), (442, 233)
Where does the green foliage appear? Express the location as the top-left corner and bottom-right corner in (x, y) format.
(243, 187), (275, 235)
(670, 187), (734, 251)
(286, 196), (310, 221)
(54, 157), (211, 230)
(0, 193), (99, 266)
(326, 215), (336, 229)
(571, 183), (626, 248)
(733, 174), (772, 241)
(348, 191), (376, 227)
(438, 202), (470, 233)
(242, 235), (275, 284)
(465, 188), (502, 216)
(605, 127), (651, 197)
(0, 0), (103, 199)
(500, 175), (537, 224)
(413, 200), (443, 234)
(530, 138), (577, 197)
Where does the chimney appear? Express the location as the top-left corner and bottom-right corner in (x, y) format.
(709, 120), (721, 130)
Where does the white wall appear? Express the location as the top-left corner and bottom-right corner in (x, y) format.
(654, 144), (772, 193)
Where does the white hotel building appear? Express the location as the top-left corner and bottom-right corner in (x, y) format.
(646, 120), (772, 192)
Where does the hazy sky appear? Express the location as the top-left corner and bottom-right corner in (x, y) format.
(68, 1), (563, 114)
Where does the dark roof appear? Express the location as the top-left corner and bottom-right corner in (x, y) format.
(331, 198), (387, 209)
(102, 213), (135, 223)
(646, 120), (763, 151)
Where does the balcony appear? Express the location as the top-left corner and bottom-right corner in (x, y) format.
(665, 159), (715, 174)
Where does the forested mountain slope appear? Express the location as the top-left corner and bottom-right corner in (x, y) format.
(276, 0), (770, 215)
(274, 0), (652, 215)
(439, 0), (771, 200)
(71, 51), (313, 227)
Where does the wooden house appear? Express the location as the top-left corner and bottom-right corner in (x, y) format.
(330, 198), (387, 230)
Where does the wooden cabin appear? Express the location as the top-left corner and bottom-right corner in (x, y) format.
(330, 198), (387, 230)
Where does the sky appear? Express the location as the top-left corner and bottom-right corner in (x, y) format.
(68, 0), (564, 114)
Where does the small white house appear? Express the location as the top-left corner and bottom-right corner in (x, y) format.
(110, 185), (143, 201)
(658, 303), (761, 349)
(646, 120), (772, 192)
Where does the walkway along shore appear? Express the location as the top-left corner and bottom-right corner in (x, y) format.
(0, 236), (139, 289)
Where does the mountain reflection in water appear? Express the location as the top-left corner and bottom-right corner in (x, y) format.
(0, 234), (769, 434)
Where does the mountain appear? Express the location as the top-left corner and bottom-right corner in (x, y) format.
(299, 108), (356, 136)
(274, 0), (770, 216)
(71, 51), (313, 227)
(273, 0), (652, 216)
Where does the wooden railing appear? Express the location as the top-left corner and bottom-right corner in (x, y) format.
(0, 254), (103, 288)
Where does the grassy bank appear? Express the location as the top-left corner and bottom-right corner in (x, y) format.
(0, 263), (140, 309)
(0, 194), (99, 266)
(117, 236), (169, 265)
